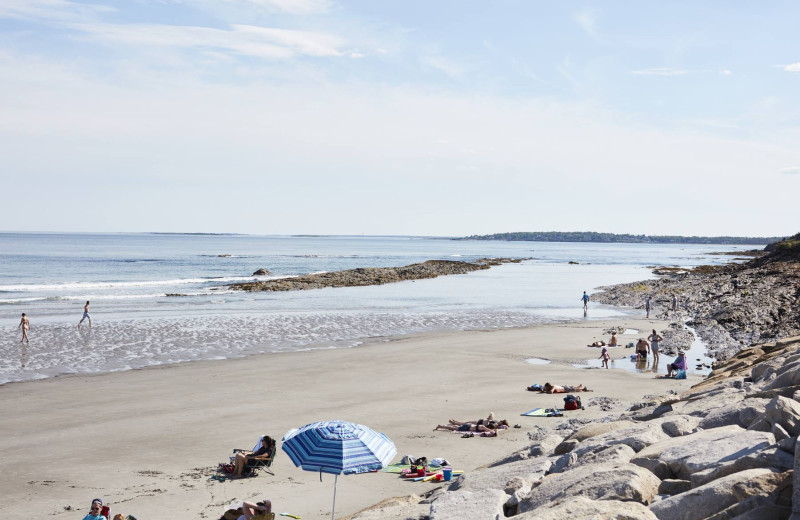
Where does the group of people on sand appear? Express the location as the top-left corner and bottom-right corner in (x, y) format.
(17, 301), (92, 343)
(81, 493), (273, 519)
(635, 329), (664, 363)
(433, 413), (511, 437)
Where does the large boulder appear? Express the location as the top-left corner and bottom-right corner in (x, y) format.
(429, 489), (507, 520)
(632, 425), (775, 480)
(649, 468), (785, 520)
(517, 463), (660, 513)
(515, 496), (658, 520)
(689, 445), (793, 486)
(697, 398), (771, 429)
(550, 444), (635, 474)
(659, 415), (702, 437)
(448, 456), (551, 493)
(571, 421), (670, 455)
(765, 396), (800, 436)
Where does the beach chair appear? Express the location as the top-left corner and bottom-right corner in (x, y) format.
(232, 435), (277, 476)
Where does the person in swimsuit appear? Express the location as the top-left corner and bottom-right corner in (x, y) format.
(608, 331), (618, 347)
(600, 346), (610, 369)
(18, 313), (30, 344)
(635, 338), (650, 361)
(542, 382), (592, 393)
(648, 329), (663, 363)
(78, 301), (92, 328)
(447, 413), (495, 426)
(433, 421), (507, 432)
(645, 296), (651, 318)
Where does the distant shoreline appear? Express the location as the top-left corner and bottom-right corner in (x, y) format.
(458, 231), (782, 245)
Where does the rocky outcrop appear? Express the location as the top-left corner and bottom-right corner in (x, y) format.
(349, 335), (800, 520)
(592, 234), (800, 361)
(230, 258), (524, 292)
(252, 268), (271, 276)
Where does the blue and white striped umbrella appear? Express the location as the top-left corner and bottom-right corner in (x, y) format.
(282, 420), (396, 475)
(282, 420), (397, 520)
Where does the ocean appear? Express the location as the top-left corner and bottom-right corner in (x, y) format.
(0, 233), (752, 384)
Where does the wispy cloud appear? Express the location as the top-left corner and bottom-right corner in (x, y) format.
(0, 0), (112, 22)
(781, 167), (800, 175)
(174, 0), (334, 15)
(631, 67), (688, 76)
(574, 8), (599, 38)
(71, 22), (345, 59)
(782, 63), (800, 72)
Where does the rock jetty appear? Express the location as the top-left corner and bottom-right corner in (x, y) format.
(229, 258), (524, 292)
(350, 335), (800, 520)
(592, 233), (800, 361)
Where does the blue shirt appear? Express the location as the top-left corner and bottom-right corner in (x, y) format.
(582, 294), (589, 302)
(82, 514), (106, 520)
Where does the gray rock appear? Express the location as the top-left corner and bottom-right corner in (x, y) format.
(429, 489), (507, 520)
(348, 494), (427, 520)
(690, 446), (793, 487)
(698, 398), (771, 429)
(565, 420), (637, 442)
(658, 479), (692, 495)
(514, 496), (658, 520)
(765, 396), (800, 436)
(778, 436), (797, 454)
(632, 425), (775, 481)
(660, 414), (702, 437)
(448, 456), (550, 493)
(572, 421), (670, 454)
(794, 433), (800, 515)
(773, 423), (791, 442)
(553, 439), (579, 455)
(649, 468), (778, 520)
(504, 476), (531, 496)
(518, 463), (660, 513)
(251, 268), (271, 276)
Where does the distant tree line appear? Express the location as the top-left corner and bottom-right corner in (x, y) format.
(458, 232), (783, 245)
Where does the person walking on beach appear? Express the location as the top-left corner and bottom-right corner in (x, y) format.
(648, 329), (663, 364)
(672, 294), (678, 313)
(18, 313), (30, 344)
(600, 346), (610, 369)
(78, 301), (92, 328)
(581, 291), (589, 311)
(645, 296), (652, 318)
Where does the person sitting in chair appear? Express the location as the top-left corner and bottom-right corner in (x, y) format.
(233, 436), (273, 478)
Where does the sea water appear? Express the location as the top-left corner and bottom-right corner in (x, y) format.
(0, 233), (752, 384)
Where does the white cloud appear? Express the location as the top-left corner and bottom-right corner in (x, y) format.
(69, 22), (345, 59)
(221, 0), (333, 14)
(720, 69), (732, 75)
(783, 63), (800, 72)
(574, 8), (599, 38)
(781, 167), (800, 175)
(0, 0), (111, 22)
(631, 67), (688, 76)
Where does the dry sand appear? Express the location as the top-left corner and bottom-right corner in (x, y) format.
(0, 316), (698, 519)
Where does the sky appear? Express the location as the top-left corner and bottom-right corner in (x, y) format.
(1, 1), (798, 237)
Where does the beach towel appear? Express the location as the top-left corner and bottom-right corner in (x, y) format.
(521, 408), (563, 417)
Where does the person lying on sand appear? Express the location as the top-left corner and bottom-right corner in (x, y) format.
(220, 499), (273, 520)
(542, 382), (592, 393)
(433, 420), (508, 432)
(588, 340), (606, 347)
(448, 418), (509, 428)
(446, 413), (496, 426)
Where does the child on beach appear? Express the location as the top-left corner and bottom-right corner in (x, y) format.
(600, 346), (610, 369)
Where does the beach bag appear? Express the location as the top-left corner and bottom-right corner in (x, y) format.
(563, 394), (580, 410)
(675, 369), (687, 380)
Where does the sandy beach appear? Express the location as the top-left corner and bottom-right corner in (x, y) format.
(0, 316), (698, 519)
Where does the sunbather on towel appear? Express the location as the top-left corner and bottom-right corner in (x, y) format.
(542, 383), (592, 393)
(233, 436), (271, 478)
(447, 413), (498, 427)
(449, 418), (509, 428)
(433, 420), (508, 432)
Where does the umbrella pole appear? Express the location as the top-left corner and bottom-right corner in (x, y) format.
(331, 474), (338, 520)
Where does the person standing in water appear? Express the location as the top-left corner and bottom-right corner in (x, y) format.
(648, 329), (663, 364)
(18, 313), (30, 343)
(581, 291), (589, 311)
(78, 301), (92, 328)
